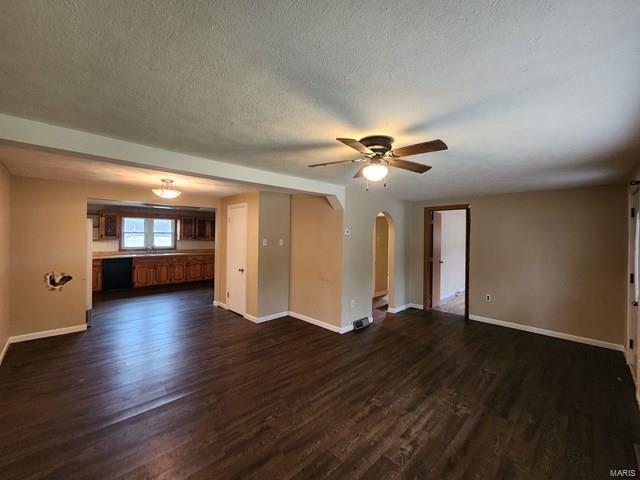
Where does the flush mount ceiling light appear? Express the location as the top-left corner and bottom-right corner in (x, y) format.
(362, 163), (389, 182)
(152, 178), (182, 199)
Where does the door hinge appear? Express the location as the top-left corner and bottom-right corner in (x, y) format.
(632, 208), (636, 218)
(631, 273), (635, 284)
(226, 291), (229, 297)
(631, 339), (634, 350)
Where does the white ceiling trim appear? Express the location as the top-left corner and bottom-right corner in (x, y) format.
(0, 114), (346, 208)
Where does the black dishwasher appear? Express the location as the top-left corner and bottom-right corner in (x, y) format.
(102, 258), (133, 291)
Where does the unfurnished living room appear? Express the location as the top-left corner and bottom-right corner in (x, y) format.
(0, 1), (639, 479)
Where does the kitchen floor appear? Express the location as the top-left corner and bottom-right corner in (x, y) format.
(92, 281), (213, 318)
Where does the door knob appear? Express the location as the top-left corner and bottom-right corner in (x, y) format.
(634, 301), (638, 307)
(239, 268), (245, 273)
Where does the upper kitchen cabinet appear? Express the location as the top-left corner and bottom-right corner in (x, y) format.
(180, 217), (195, 240)
(195, 218), (209, 240)
(99, 212), (120, 239)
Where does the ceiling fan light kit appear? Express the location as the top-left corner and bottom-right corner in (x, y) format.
(362, 164), (389, 182)
(308, 135), (447, 189)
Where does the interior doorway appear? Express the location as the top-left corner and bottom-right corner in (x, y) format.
(424, 205), (470, 318)
(372, 212), (394, 317)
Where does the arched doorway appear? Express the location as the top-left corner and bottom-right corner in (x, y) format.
(372, 212), (395, 320)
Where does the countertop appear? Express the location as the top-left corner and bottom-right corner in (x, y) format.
(94, 250), (214, 260)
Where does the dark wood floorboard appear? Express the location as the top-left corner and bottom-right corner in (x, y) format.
(0, 283), (638, 479)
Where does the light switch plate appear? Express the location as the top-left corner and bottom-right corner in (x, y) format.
(262, 238), (267, 247)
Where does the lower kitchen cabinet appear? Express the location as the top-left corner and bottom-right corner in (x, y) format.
(154, 261), (172, 284)
(172, 260), (187, 283)
(92, 259), (103, 292)
(131, 254), (213, 288)
(133, 262), (154, 287)
(205, 258), (214, 280)
(187, 261), (204, 282)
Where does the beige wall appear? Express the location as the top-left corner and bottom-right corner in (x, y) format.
(290, 194), (343, 327)
(439, 210), (466, 300)
(374, 216), (389, 295)
(10, 175), (220, 336)
(341, 187), (410, 326)
(215, 192), (259, 317)
(258, 192), (290, 317)
(410, 185), (627, 344)
(0, 164), (10, 353)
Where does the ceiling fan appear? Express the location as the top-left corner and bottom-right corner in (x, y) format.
(308, 135), (448, 183)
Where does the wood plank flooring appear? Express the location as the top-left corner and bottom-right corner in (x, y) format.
(0, 283), (638, 479)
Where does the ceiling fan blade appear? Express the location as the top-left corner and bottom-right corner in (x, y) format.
(308, 158), (362, 168)
(337, 138), (373, 155)
(390, 139), (447, 157)
(387, 158), (432, 174)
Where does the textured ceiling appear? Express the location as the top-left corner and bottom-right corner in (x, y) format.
(0, 143), (251, 197)
(1, 0), (639, 200)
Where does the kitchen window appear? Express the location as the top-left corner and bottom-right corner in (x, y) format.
(122, 217), (176, 249)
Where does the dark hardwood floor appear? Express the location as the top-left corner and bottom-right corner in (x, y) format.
(0, 283), (638, 479)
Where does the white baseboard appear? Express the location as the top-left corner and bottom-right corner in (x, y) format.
(388, 303), (424, 313)
(10, 324), (87, 344)
(469, 314), (624, 352)
(213, 300), (228, 309)
(387, 304), (409, 314)
(288, 311), (348, 334)
(244, 311), (288, 324)
(0, 336), (9, 366)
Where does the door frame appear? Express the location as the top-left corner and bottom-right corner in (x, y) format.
(226, 202), (248, 316)
(627, 188), (640, 376)
(423, 204), (470, 319)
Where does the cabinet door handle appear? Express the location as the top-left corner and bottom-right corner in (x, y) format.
(239, 268), (245, 273)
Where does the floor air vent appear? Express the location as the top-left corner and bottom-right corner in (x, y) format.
(353, 318), (371, 331)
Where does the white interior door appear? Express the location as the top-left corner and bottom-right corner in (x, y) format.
(227, 204), (247, 316)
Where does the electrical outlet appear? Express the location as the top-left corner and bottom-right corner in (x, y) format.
(279, 238), (284, 246)
(262, 238), (268, 247)
(485, 294), (492, 302)
(350, 299), (356, 308)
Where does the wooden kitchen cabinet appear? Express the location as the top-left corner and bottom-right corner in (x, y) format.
(204, 257), (214, 280)
(133, 262), (154, 287)
(92, 259), (103, 292)
(180, 217), (195, 239)
(132, 254), (213, 288)
(172, 259), (187, 283)
(195, 218), (209, 240)
(187, 261), (204, 282)
(154, 260), (172, 285)
(99, 212), (120, 239)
